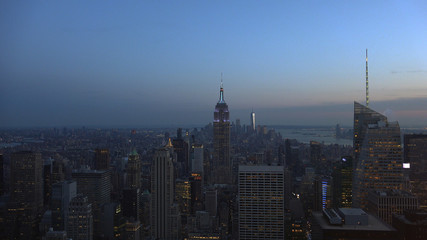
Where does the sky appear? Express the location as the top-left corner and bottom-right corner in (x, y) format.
(1, 1), (426, 128)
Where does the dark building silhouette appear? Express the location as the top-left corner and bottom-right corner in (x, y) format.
(404, 134), (427, 209)
(126, 150), (141, 189)
(392, 209), (427, 240)
(43, 159), (53, 206)
(51, 180), (77, 231)
(173, 133), (189, 178)
(151, 147), (176, 239)
(94, 148), (110, 170)
(71, 169), (110, 238)
(190, 173), (203, 214)
(0, 154), (3, 196)
(9, 151), (43, 239)
(67, 195), (93, 240)
(212, 83), (231, 184)
(332, 156), (353, 208)
(122, 188), (140, 221)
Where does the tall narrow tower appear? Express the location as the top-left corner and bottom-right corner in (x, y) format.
(126, 150), (141, 189)
(150, 148), (175, 239)
(250, 110), (256, 132)
(212, 78), (231, 184)
(366, 49), (369, 107)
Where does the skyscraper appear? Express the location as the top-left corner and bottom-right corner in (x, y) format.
(250, 111), (256, 132)
(51, 180), (77, 231)
(71, 169), (110, 238)
(212, 82), (231, 184)
(10, 151), (43, 210)
(94, 148), (110, 171)
(151, 147), (175, 239)
(9, 151), (43, 238)
(353, 102), (403, 209)
(173, 135), (189, 178)
(67, 195), (93, 240)
(332, 156), (353, 208)
(126, 150), (141, 189)
(353, 101), (387, 168)
(122, 188), (140, 221)
(238, 165), (285, 240)
(0, 154), (3, 196)
(191, 144), (204, 174)
(404, 134), (427, 209)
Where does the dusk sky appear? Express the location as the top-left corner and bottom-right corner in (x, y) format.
(1, 1), (426, 128)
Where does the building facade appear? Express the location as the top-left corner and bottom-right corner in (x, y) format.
(238, 165), (285, 240)
(67, 195), (93, 240)
(151, 148), (175, 239)
(9, 151), (43, 238)
(212, 84), (231, 184)
(353, 102), (403, 209)
(368, 190), (418, 225)
(404, 134), (427, 209)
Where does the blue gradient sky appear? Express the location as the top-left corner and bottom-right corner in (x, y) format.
(1, 1), (426, 127)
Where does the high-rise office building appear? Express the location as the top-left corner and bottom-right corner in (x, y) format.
(238, 165), (285, 240)
(353, 101), (387, 168)
(151, 148), (175, 239)
(404, 134), (427, 209)
(314, 175), (333, 211)
(94, 148), (110, 171)
(175, 178), (191, 215)
(0, 154), (3, 196)
(332, 156), (353, 208)
(9, 151), (43, 238)
(173, 132), (190, 178)
(43, 159), (53, 206)
(71, 169), (110, 238)
(51, 180), (77, 231)
(192, 144), (204, 174)
(126, 150), (141, 189)
(367, 189), (418, 225)
(190, 173), (203, 214)
(353, 102), (403, 209)
(10, 151), (43, 210)
(122, 188), (140, 221)
(212, 83), (231, 184)
(67, 195), (93, 240)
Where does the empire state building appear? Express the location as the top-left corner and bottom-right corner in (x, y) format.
(212, 83), (231, 184)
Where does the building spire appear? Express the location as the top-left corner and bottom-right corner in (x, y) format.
(219, 73), (225, 103)
(366, 49), (369, 107)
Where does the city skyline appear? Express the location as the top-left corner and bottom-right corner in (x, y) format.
(1, 1), (426, 127)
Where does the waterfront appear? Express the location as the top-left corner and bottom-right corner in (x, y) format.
(274, 126), (353, 146)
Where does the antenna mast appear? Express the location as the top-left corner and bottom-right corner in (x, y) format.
(366, 49), (369, 107)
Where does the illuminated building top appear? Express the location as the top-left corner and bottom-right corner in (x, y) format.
(214, 84), (229, 123)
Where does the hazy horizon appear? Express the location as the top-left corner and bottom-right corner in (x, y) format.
(1, 1), (426, 128)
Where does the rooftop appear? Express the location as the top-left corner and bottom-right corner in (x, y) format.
(313, 211), (394, 232)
